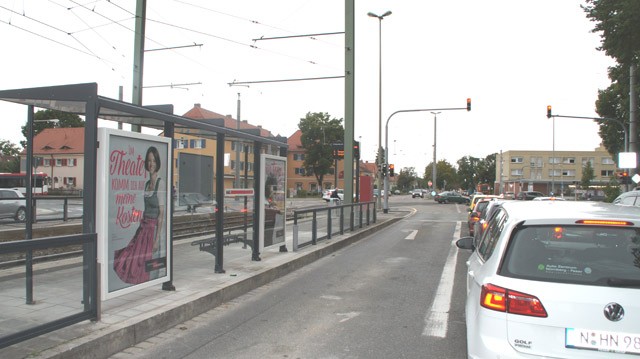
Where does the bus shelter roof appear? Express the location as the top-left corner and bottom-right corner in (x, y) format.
(0, 82), (288, 147)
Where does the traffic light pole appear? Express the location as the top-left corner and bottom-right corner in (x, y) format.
(547, 108), (630, 190)
(383, 100), (471, 213)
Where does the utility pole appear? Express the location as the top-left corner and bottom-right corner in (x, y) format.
(131, 0), (146, 133)
(630, 64), (637, 170)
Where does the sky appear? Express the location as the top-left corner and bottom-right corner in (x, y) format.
(0, 0), (616, 176)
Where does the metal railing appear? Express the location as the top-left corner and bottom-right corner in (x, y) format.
(291, 201), (376, 250)
(0, 233), (98, 349)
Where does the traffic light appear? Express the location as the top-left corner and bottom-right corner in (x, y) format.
(621, 171), (631, 184)
(547, 105), (552, 118)
(466, 98), (471, 111)
(353, 141), (360, 159)
(381, 164), (387, 176)
(389, 164), (395, 177)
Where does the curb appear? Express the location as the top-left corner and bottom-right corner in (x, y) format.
(38, 215), (403, 359)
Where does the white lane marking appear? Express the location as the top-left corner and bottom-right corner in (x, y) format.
(422, 221), (461, 338)
(336, 311), (361, 323)
(405, 230), (418, 240)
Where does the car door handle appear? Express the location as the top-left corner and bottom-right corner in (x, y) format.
(468, 270), (475, 279)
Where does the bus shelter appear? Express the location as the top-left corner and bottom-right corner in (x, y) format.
(0, 82), (287, 348)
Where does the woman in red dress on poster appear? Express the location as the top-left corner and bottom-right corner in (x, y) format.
(113, 146), (165, 284)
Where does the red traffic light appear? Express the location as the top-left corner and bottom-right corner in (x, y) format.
(466, 98), (471, 111)
(547, 105), (552, 118)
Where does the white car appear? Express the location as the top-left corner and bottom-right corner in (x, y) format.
(322, 189), (343, 202)
(457, 201), (640, 358)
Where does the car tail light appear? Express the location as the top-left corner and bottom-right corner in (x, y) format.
(481, 284), (547, 317)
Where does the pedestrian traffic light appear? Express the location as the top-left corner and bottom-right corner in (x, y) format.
(389, 164), (395, 177)
(466, 98), (471, 111)
(353, 141), (360, 159)
(547, 105), (552, 118)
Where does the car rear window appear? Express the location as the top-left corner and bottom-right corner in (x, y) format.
(500, 225), (640, 288)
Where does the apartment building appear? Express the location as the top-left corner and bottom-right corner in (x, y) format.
(495, 143), (617, 197)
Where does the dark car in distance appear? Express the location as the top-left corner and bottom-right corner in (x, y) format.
(435, 191), (470, 204)
(514, 191), (545, 200)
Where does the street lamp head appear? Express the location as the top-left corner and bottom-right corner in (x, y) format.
(367, 11), (392, 19)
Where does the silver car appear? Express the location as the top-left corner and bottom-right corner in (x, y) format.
(0, 188), (27, 221)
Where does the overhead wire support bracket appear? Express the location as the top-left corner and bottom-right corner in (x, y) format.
(228, 76), (344, 86)
(144, 82), (202, 90)
(252, 32), (344, 42)
(145, 43), (204, 52)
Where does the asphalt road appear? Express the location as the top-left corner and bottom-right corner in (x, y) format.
(115, 196), (472, 358)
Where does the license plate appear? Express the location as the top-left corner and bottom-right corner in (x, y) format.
(566, 328), (640, 355)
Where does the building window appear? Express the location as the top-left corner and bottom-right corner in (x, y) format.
(563, 157), (575, 164)
(582, 157), (594, 166)
(190, 139), (205, 149)
(293, 153), (305, 161)
(230, 160), (235, 170)
(549, 157), (561, 164)
(530, 157), (543, 167)
(562, 170), (575, 177)
(549, 169), (561, 177)
(43, 159), (51, 166)
(511, 169), (523, 176)
(55, 159), (63, 167)
(295, 168), (305, 175)
(601, 157), (615, 165)
(296, 182), (303, 191)
(601, 170), (614, 177)
(511, 157), (523, 163)
(67, 158), (76, 167)
(176, 139), (188, 149)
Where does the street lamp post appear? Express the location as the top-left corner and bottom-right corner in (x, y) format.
(368, 10), (392, 210)
(383, 102), (470, 212)
(431, 112), (440, 192)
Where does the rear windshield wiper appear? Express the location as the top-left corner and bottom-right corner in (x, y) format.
(606, 277), (640, 288)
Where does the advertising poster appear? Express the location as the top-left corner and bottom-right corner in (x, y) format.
(97, 128), (172, 299)
(259, 154), (286, 251)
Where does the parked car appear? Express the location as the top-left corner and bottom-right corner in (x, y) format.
(457, 200), (640, 358)
(435, 191), (470, 204)
(533, 196), (565, 201)
(613, 189), (640, 207)
(322, 189), (343, 202)
(515, 191), (545, 200)
(467, 198), (491, 236)
(469, 193), (501, 211)
(472, 199), (506, 245)
(412, 189), (424, 198)
(0, 188), (27, 221)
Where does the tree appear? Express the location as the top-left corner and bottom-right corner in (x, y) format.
(0, 139), (21, 173)
(582, 1), (640, 159)
(425, 160), (458, 190)
(396, 167), (418, 191)
(456, 153), (497, 193)
(20, 109), (85, 148)
(581, 161), (596, 190)
(298, 112), (344, 192)
(456, 156), (482, 192)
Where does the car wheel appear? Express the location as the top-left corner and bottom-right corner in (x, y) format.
(15, 207), (26, 222)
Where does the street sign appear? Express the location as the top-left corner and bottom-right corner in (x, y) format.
(225, 188), (255, 197)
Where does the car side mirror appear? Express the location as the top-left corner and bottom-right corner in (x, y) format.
(456, 237), (475, 251)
